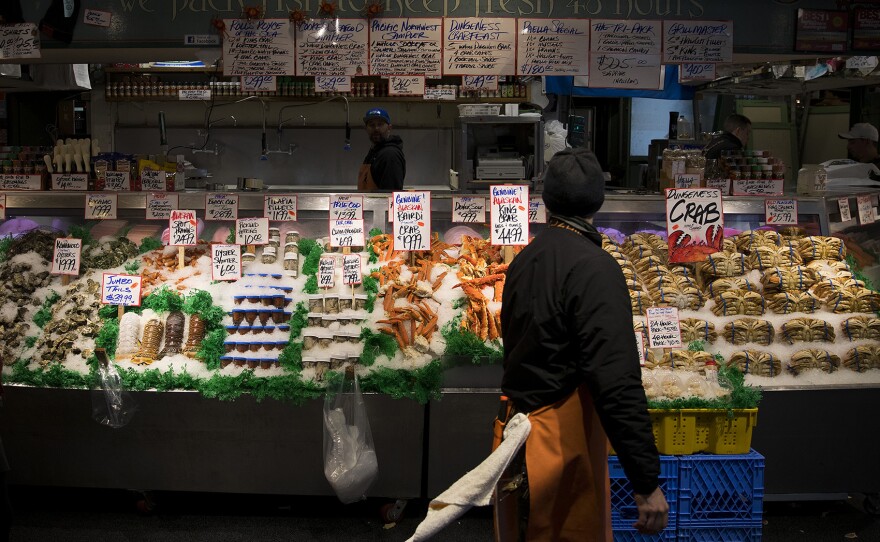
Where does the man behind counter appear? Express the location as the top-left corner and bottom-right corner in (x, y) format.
(357, 108), (406, 191)
(703, 113), (752, 159)
(838, 122), (880, 169)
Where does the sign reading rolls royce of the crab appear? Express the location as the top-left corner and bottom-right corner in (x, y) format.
(664, 188), (724, 263)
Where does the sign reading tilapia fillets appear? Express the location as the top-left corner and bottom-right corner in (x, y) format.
(264, 195), (297, 221)
(665, 188), (724, 263)
(392, 191), (431, 251)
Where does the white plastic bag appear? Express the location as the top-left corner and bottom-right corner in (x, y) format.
(91, 349), (137, 428)
(544, 119), (569, 163)
(323, 373), (378, 503)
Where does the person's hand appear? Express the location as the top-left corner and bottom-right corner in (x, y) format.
(632, 486), (669, 534)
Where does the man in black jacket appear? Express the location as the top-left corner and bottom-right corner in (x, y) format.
(496, 148), (668, 541)
(357, 108), (406, 191)
(703, 113), (751, 159)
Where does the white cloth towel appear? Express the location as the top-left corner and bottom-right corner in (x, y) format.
(405, 413), (531, 542)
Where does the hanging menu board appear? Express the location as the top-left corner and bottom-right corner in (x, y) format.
(295, 19), (369, 76)
(369, 18), (443, 77)
(662, 20), (733, 64)
(590, 19), (662, 89)
(516, 18), (589, 76)
(443, 18), (516, 75)
(854, 9), (880, 51)
(223, 19), (295, 76)
(795, 9), (848, 53)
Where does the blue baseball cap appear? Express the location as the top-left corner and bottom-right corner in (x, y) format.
(363, 107), (391, 124)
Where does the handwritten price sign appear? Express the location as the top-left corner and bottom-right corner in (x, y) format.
(342, 254), (363, 285)
(264, 195), (297, 221)
(86, 193), (118, 220)
(490, 185), (529, 246)
(206, 193), (239, 221)
(389, 75), (425, 96)
(462, 75), (498, 90)
(646, 306), (682, 349)
(51, 238), (82, 276)
(392, 191), (431, 251)
(679, 63), (715, 82)
(146, 193), (178, 220)
(51, 173), (88, 191)
(141, 169), (166, 191)
(0, 174), (42, 190)
(101, 273), (142, 307)
(528, 196), (547, 223)
(732, 178), (783, 196)
(318, 256), (336, 289)
(237, 217), (269, 245)
(104, 171), (131, 191)
(765, 199), (798, 225)
(857, 195), (877, 225)
(330, 219), (365, 248)
(838, 197), (852, 222)
(169, 210), (198, 246)
(242, 75), (276, 92)
(211, 244), (241, 281)
(330, 194), (363, 220)
(315, 76), (351, 93)
(452, 196), (486, 223)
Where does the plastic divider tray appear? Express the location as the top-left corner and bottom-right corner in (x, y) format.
(609, 455), (678, 527)
(678, 450), (765, 526)
(676, 522), (763, 541)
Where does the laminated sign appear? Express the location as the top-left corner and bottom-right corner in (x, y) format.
(665, 188), (724, 263)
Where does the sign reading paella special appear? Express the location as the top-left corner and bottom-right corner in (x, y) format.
(330, 194), (363, 221)
(342, 254), (363, 285)
(516, 18), (590, 76)
(206, 193), (239, 221)
(85, 193), (118, 220)
(392, 191), (431, 251)
(490, 185), (528, 246)
(146, 193), (179, 220)
(236, 217), (269, 245)
(664, 188), (724, 263)
(264, 195), (297, 221)
(211, 243), (241, 281)
(169, 210), (198, 246)
(51, 238), (82, 276)
(452, 196), (486, 223)
(101, 273), (142, 307)
(646, 306), (682, 349)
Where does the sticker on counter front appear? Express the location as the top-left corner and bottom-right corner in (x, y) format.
(342, 254), (363, 285)
(462, 75), (498, 91)
(315, 76), (351, 93)
(178, 89), (212, 101)
(838, 197), (852, 222)
(318, 256), (335, 289)
(452, 196), (486, 223)
(665, 188), (724, 264)
(0, 174), (42, 190)
(731, 178), (783, 196)
(490, 185), (529, 246)
(528, 197), (547, 223)
(765, 199), (798, 225)
(646, 306), (682, 349)
(392, 191), (431, 251)
(705, 178), (730, 195)
(330, 195), (364, 220)
(0, 194), (4, 220)
(389, 75), (425, 96)
(236, 217), (269, 245)
(857, 195), (877, 225)
(146, 193), (178, 220)
(141, 169), (166, 191)
(85, 193), (117, 220)
(242, 75), (277, 92)
(211, 244), (241, 281)
(330, 219), (365, 248)
(206, 193), (239, 221)
(635, 331), (646, 366)
(103, 171), (131, 191)
(83, 9), (111, 27)
(0, 23), (40, 60)
(264, 195), (297, 221)
(169, 210), (198, 246)
(51, 238), (82, 276)
(674, 173), (701, 189)
(101, 273), (142, 307)
(51, 173), (88, 190)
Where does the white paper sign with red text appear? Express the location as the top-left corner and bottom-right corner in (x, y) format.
(490, 185), (529, 246)
(264, 195), (297, 221)
(665, 188), (724, 263)
(101, 273), (142, 307)
(766, 199), (798, 225)
(237, 217), (269, 245)
(147, 193), (178, 220)
(392, 191), (431, 251)
(169, 210), (198, 246)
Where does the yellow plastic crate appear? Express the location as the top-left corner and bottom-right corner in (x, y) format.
(647, 409), (758, 455)
(707, 408), (758, 454)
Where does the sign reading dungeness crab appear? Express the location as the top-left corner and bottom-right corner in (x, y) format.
(665, 188), (724, 263)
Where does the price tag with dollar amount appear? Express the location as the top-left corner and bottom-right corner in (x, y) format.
(838, 197), (852, 222)
(765, 199), (797, 225)
(529, 196), (547, 223)
(490, 185), (529, 246)
(206, 193), (239, 221)
(146, 193), (178, 220)
(242, 75), (276, 92)
(264, 195), (297, 221)
(315, 76), (350, 93)
(101, 273), (142, 307)
(343, 254), (363, 285)
(170, 210), (198, 246)
(236, 217), (269, 245)
(141, 169), (167, 191)
(104, 171), (131, 191)
(51, 173), (88, 191)
(85, 193), (118, 220)
(330, 219), (365, 248)
(392, 191), (431, 251)
(452, 196), (486, 223)
(51, 238), (82, 276)
(646, 306), (682, 349)
(388, 75), (425, 96)
(318, 256), (336, 289)
(857, 195), (877, 225)
(462, 75), (497, 90)
(211, 244), (241, 281)
(330, 195), (364, 221)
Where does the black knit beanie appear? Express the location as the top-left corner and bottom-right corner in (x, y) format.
(541, 147), (605, 217)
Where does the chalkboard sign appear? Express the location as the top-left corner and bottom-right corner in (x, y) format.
(516, 18), (590, 76)
(663, 20), (733, 64)
(369, 18), (443, 77)
(223, 19), (295, 76)
(295, 19), (369, 76)
(590, 19), (662, 89)
(443, 18), (516, 75)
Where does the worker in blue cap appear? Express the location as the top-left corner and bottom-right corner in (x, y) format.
(358, 107), (406, 191)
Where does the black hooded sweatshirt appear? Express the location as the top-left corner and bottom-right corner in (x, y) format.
(362, 135), (406, 190)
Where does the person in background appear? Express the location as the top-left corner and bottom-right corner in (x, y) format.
(838, 122), (880, 169)
(357, 108), (405, 191)
(703, 113), (752, 159)
(495, 147), (668, 541)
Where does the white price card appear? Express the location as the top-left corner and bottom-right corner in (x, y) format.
(705, 178), (730, 195)
(169, 210), (198, 246)
(529, 196), (547, 223)
(452, 196), (486, 223)
(423, 87), (457, 100)
(0, 174), (42, 190)
(315, 76), (351, 93)
(51, 173), (88, 190)
(179, 89), (211, 100)
(236, 217), (269, 245)
(490, 185), (529, 246)
(462, 75), (498, 91)
(206, 193), (239, 221)
(103, 171), (131, 191)
(146, 193), (178, 220)
(389, 75), (425, 96)
(646, 306), (682, 349)
(857, 195), (877, 225)
(766, 199), (798, 225)
(101, 273), (142, 307)
(330, 195), (364, 220)
(211, 244), (241, 281)
(0, 23), (40, 60)
(839, 197), (852, 222)
(85, 193), (118, 220)
(318, 256), (336, 289)
(0, 194), (5, 220)
(392, 191), (431, 251)
(242, 75), (276, 92)
(343, 254), (363, 285)
(635, 331), (646, 366)
(674, 173), (701, 188)
(330, 219), (365, 248)
(264, 195), (298, 221)
(83, 9), (112, 27)
(731, 178), (783, 196)
(665, 188), (724, 264)
(679, 63), (716, 82)
(141, 169), (166, 191)
(51, 238), (82, 276)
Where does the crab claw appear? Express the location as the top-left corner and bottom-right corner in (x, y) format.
(706, 224), (723, 247)
(669, 230), (692, 248)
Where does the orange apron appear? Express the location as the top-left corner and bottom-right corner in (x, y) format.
(357, 163), (378, 191)
(493, 385), (611, 542)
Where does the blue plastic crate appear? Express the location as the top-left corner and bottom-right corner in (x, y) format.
(613, 525), (677, 542)
(609, 455), (678, 524)
(678, 450), (764, 525)
(677, 523), (763, 541)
